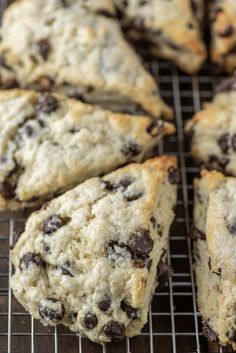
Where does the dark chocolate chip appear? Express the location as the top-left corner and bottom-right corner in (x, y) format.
(19, 252), (45, 270)
(83, 313), (98, 329)
(102, 180), (117, 191)
(216, 72), (236, 94)
(10, 228), (25, 250)
(202, 320), (218, 342)
(227, 220), (236, 234)
(121, 141), (141, 157)
(68, 311), (78, 322)
(0, 181), (15, 199)
(69, 127), (80, 134)
(157, 262), (172, 283)
(124, 192), (143, 202)
(43, 215), (69, 235)
(120, 300), (138, 319)
(61, 261), (74, 277)
(129, 228), (153, 256)
(102, 320), (125, 342)
(24, 124), (35, 137)
(217, 133), (229, 153)
(146, 120), (164, 137)
(168, 166), (180, 185)
(150, 216), (156, 228)
(39, 298), (65, 324)
(232, 134), (236, 151)
(37, 93), (59, 114)
(217, 25), (234, 37)
(37, 39), (50, 60)
(43, 243), (51, 253)
(190, 225), (206, 241)
(118, 177), (133, 188)
(98, 297), (111, 312)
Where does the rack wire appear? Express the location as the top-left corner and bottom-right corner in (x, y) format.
(0, 2), (235, 353)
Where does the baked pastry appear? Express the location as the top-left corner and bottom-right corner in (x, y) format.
(0, 0), (172, 119)
(115, 0), (207, 74)
(10, 156), (178, 343)
(0, 89), (175, 211)
(185, 74), (236, 176)
(191, 170), (236, 350)
(209, 0), (236, 72)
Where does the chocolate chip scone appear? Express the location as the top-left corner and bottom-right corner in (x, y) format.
(10, 156), (178, 343)
(191, 170), (236, 350)
(115, 0), (207, 74)
(0, 89), (175, 211)
(0, 0), (172, 119)
(185, 74), (236, 176)
(209, 0), (236, 72)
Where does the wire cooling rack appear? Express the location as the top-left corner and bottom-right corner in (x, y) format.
(0, 2), (235, 353)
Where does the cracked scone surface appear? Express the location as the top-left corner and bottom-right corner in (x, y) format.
(10, 156), (178, 343)
(115, 0), (206, 74)
(209, 0), (236, 72)
(0, 89), (175, 211)
(192, 170), (236, 350)
(0, 0), (171, 119)
(185, 76), (236, 176)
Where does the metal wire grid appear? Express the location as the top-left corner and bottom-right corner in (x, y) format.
(0, 2), (235, 353)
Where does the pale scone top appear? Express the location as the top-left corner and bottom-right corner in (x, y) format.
(0, 0), (172, 119)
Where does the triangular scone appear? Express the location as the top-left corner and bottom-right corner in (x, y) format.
(10, 156), (178, 343)
(0, 0), (171, 119)
(115, 0), (206, 74)
(0, 89), (175, 211)
(192, 170), (236, 350)
(185, 75), (236, 176)
(209, 0), (236, 72)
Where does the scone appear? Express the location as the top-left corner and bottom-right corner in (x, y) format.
(191, 170), (236, 350)
(115, 0), (207, 74)
(10, 156), (178, 343)
(0, 0), (172, 119)
(185, 75), (236, 176)
(0, 89), (175, 211)
(209, 0), (236, 72)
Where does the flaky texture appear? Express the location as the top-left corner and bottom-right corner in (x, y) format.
(0, 89), (175, 211)
(185, 80), (236, 176)
(209, 0), (236, 72)
(115, 0), (206, 74)
(0, 0), (172, 119)
(192, 170), (236, 350)
(11, 156), (178, 343)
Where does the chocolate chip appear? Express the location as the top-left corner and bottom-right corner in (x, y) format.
(83, 313), (98, 329)
(37, 39), (50, 60)
(24, 124), (35, 137)
(102, 320), (125, 342)
(19, 252), (45, 270)
(43, 215), (69, 235)
(37, 93), (59, 114)
(124, 192), (143, 202)
(190, 225), (206, 241)
(96, 9), (116, 18)
(118, 177), (133, 188)
(43, 243), (51, 253)
(10, 228), (25, 250)
(202, 321), (218, 342)
(98, 297), (111, 312)
(120, 300), (138, 319)
(150, 216), (156, 228)
(121, 141), (141, 157)
(146, 120), (164, 137)
(168, 166), (180, 185)
(217, 133), (229, 153)
(216, 72), (236, 93)
(157, 262), (172, 283)
(102, 180), (117, 191)
(0, 181), (15, 199)
(129, 228), (153, 256)
(227, 220), (236, 234)
(208, 257), (211, 271)
(217, 25), (234, 37)
(61, 261), (74, 277)
(208, 155), (229, 171)
(39, 298), (65, 324)
(232, 134), (236, 151)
